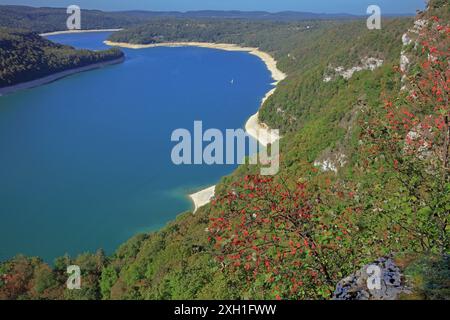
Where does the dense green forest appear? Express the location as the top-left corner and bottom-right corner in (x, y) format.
(109, 19), (318, 47)
(0, 28), (124, 88)
(0, 5), (361, 34)
(0, 6), (141, 33)
(0, 0), (448, 300)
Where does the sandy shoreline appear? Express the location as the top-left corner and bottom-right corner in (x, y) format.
(189, 186), (216, 213)
(245, 87), (280, 147)
(0, 57), (125, 96)
(40, 29), (123, 37)
(104, 41), (286, 84)
(104, 40), (287, 213)
(105, 40), (286, 146)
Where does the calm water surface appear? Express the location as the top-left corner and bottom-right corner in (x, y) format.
(0, 31), (273, 262)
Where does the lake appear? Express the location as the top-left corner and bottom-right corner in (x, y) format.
(0, 31), (273, 262)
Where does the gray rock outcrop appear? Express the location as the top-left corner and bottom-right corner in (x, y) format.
(333, 257), (411, 300)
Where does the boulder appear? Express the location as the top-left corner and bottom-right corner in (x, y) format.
(333, 257), (411, 300)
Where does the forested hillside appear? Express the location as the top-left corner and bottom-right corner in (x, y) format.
(0, 6), (141, 33)
(0, 28), (124, 88)
(0, 5), (361, 34)
(0, 0), (448, 300)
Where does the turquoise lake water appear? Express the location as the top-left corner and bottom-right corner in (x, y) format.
(0, 32), (273, 262)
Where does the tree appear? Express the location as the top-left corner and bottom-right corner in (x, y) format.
(100, 265), (118, 300)
(208, 175), (361, 299)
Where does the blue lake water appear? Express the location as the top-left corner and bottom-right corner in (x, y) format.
(0, 32), (273, 262)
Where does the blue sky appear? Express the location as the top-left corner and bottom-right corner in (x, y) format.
(0, 0), (426, 14)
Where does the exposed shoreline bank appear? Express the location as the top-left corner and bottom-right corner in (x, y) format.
(0, 57), (125, 96)
(40, 29), (123, 37)
(189, 186), (216, 213)
(104, 40), (287, 213)
(104, 41), (286, 84)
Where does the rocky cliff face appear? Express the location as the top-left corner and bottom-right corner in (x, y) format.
(332, 257), (411, 300)
(323, 57), (384, 83)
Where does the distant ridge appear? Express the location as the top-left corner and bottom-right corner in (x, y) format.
(0, 5), (416, 33)
(114, 9), (362, 21)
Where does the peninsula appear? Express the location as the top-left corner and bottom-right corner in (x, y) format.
(0, 28), (124, 94)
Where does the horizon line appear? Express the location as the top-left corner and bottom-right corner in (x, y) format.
(0, 4), (419, 17)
